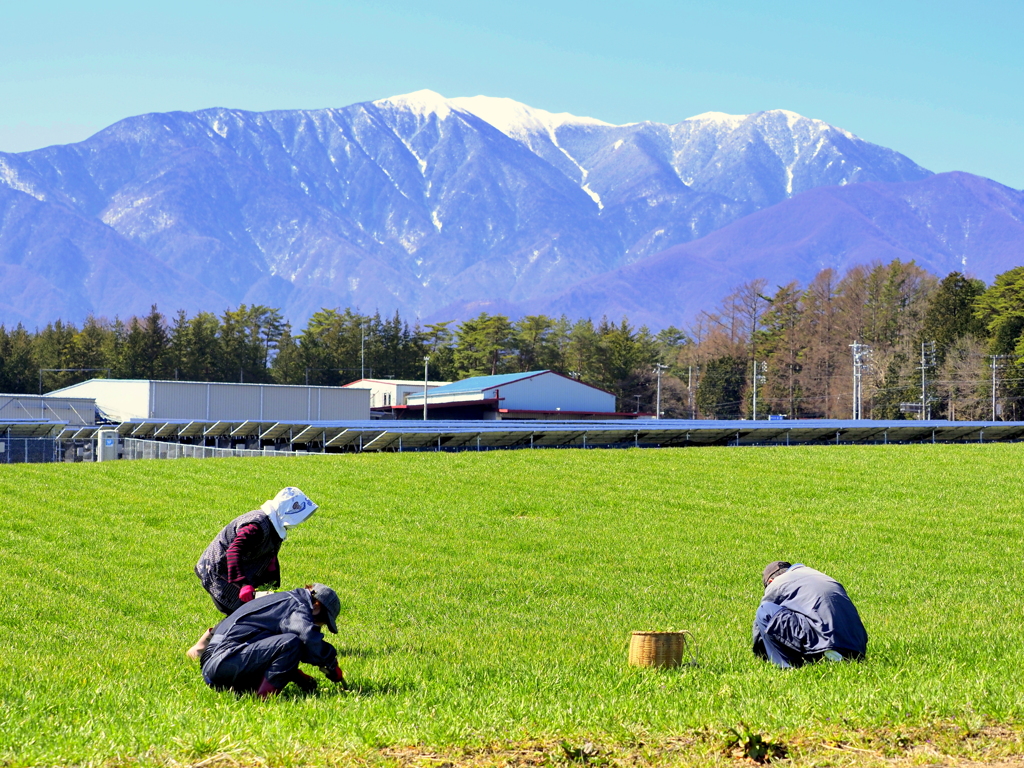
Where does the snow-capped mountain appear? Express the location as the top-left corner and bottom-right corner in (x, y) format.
(519, 172), (1024, 328)
(1, 89), (1015, 330)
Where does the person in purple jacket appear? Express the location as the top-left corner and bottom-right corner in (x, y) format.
(200, 584), (346, 698)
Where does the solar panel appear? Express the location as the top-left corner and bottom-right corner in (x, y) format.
(1, 420), (66, 437)
(260, 423), (293, 440)
(325, 429), (360, 448)
(153, 422), (181, 438)
(291, 425), (328, 444)
(178, 421), (207, 437)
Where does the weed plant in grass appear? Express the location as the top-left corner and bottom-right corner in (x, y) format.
(1, 445), (1023, 765)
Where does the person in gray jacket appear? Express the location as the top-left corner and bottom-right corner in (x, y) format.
(753, 561), (868, 668)
(200, 584), (347, 698)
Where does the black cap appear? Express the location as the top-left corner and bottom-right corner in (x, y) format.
(762, 561), (792, 588)
(310, 583), (340, 634)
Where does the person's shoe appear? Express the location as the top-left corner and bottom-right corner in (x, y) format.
(823, 649), (843, 662)
(256, 677), (281, 699)
(186, 628), (214, 661)
(289, 669), (318, 693)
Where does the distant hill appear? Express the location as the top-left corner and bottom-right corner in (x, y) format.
(3, 90), (1019, 330)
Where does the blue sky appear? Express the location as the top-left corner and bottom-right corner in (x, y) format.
(2, 0), (1021, 188)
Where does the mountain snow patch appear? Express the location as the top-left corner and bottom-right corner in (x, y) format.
(450, 94), (614, 139)
(374, 90), (453, 120)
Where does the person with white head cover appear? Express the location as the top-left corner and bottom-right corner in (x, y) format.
(188, 487), (318, 660)
(262, 486), (318, 540)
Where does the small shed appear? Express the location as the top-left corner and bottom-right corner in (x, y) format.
(45, 379), (370, 422)
(401, 371), (625, 420)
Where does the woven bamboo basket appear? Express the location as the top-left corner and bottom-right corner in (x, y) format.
(628, 630), (693, 668)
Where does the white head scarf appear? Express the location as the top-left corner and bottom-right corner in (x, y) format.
(261, 487), (318, 540)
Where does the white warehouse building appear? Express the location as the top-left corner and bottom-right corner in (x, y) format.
(400, 370), (627, 420)
(46, 379), (370, 422)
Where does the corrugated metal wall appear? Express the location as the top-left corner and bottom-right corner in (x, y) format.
(500, 374), (615, 413)
(149, 382), (369, 421)
(318, 386), (369, 420)
(0, 395), (96, 425)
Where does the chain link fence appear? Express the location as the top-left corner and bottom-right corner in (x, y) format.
(121, 438), (318, 460)
(0, 437), (61, 463)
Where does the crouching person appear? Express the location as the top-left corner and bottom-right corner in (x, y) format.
(195, 487), (319, 617)
(201, 584), (347, 698)
(753, 561), (868, 669)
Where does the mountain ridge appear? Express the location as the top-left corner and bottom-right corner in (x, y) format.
(2, 91), (1017, 331)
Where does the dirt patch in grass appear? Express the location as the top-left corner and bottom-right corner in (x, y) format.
(370, 733), (1024, 768)
(152, 726), (1024, 768)
(366, 726), (1024, 768)
(75, 729), (1024, 768)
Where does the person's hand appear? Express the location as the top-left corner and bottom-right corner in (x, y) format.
(238, 585), (255, 602)
(323, 664), (347, 688)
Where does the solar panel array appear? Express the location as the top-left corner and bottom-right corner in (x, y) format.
(0, 420), (68, 438)
(81, 417), (1024, 451)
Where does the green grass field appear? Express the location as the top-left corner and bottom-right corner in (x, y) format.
(2, 444), (1024, 766)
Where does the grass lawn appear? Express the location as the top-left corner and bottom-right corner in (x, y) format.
(2, 444), (1024, 766)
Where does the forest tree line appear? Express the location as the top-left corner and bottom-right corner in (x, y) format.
(2, 260), (1024, 420)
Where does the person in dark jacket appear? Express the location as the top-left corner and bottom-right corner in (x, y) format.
(188, 487), (318, 660)
(753, 561), (868, 669)
(200, 584), (346, 698)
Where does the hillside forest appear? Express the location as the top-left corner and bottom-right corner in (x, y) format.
(2, 261), (1023, 421)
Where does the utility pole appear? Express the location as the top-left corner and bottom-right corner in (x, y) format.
(919, 341), (936, 420)
(751, 360), (757, 421)
(423, 356), (430, 421)
(989, 355), (1009, 421)
(849, 342), (870, 420)
(752, 360), (766, 420)
(361, 325), (365, 380)
(654, 363), (668, 419)
(992, 358), (997, 421)
(687, 365), (695, 419)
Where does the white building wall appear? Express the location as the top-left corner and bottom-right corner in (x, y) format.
(207, 383), (262, 421)
(262, 385), (309, 420)
(44, 380), (150, 422)
(152, 381), (213, 419)
(343, 380), (447, 408)
(318, 387), (369, 420)
(495, 373), (615, 413)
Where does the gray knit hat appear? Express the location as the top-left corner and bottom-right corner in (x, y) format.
(762, 561), (792, 588)
(310, 583), (340, 634)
